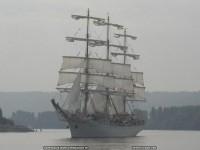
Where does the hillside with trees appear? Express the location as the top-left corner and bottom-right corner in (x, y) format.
(11, 110), (67, 129)
(147, 105), (200, 130)
(0, 107), (14, 126)
(1, 91), (200, 118)
(1, 91), (200, 130)
(10, 105), (200, 130)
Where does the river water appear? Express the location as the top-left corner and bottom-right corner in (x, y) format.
(0, 129), (199, 150)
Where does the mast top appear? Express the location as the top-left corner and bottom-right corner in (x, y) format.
(71, 10), (105, 22)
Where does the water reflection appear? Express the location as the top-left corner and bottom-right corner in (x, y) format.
(54, 135), (146, 150)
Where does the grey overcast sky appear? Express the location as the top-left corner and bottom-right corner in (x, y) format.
(0, 0), (200, 92)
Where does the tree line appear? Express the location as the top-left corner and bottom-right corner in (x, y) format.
(9, 105), (200, 130)
(0, 107), (14, 126)
(11, 110), (67, 129)
(147, 105), (200, 130)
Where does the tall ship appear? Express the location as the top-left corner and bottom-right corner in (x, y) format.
(51, 9), (146, 138)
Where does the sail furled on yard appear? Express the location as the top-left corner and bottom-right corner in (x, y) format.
(71, 15), (105, 22)
(62, 74), (81, 112)
(66, 37), (107, 47)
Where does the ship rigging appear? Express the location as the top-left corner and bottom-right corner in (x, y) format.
(51, 9), (146, 138)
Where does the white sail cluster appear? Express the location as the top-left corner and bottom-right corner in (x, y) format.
(61, 56), (112, 74)
(57, 56), (145, 100)
(58, 71), (114, 89)
(57, 11), (146, 115)
(58, 56), (135, 93)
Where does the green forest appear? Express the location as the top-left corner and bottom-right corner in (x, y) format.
(147, 105), (200, 130)
(11, 110), (66, 129)
(0, 107), (14, 126)
(8, 105), (200, 130)
(1, 92), (200, 130)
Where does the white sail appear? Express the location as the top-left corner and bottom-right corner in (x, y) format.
(92, 85), (105, 113)
(115, 78), (134, 92)
(88, 58), (112, 74)
(91, 74), (114, 89)
(61, 56), (112, 74)
(109, 101), (116, 115)
(112, 95), (124, 114)
(61, 56), (85, 70)
(87, 96), (95, 114)
(58, 71), (135, 93)
(112, 63), (132, 78)
(58, 72), (77, 86)
(61, 57), (133, 79)
(63, 74), (81, 112)
(133, 86), (145, 100)
(58, 72), (115, 89)
(132, 72), (144, 86)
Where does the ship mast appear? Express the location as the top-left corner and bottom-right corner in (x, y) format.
(123, 29), (127, 112)
(106, 15), (110, 59)
(112, 30), (138, 61)
(105, 15), (110, 115)
(123, 28), (127, 64)
(59, 10), (146, 116)
(83, 8), (90, 113)
(112, 29), (139, 113)
(65, 9), (106, 113)
(93, 14), (124, 115)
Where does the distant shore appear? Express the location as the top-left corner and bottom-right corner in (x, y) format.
(0, 125), (34, 132)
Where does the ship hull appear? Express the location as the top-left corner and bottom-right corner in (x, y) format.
(51, 99), (144, 138)
(67, 119), (144, 138)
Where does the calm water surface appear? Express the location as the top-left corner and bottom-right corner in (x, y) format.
(0, 129), (200, 150)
